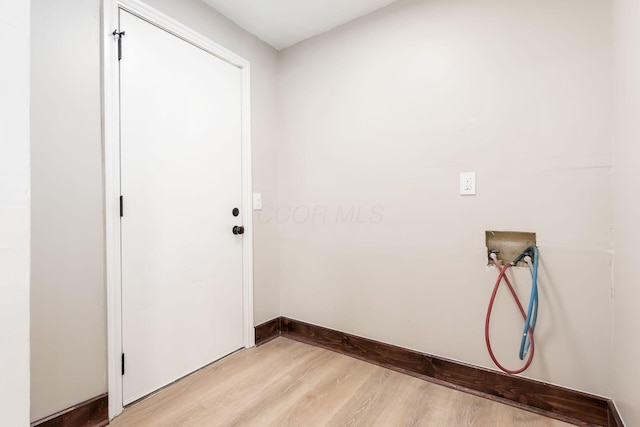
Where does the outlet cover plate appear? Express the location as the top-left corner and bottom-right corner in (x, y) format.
(460, 172), (476, 196)
(253, 193), (262, 210)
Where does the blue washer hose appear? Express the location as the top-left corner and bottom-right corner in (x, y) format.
(513, 246), (539, 360)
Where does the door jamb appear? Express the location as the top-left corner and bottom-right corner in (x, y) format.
(102, 0), (254, 419)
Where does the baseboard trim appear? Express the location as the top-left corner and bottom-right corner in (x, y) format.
(257, 316), (623, 427)
(31, 393), (108, 427)
(255, 317), (282, 345)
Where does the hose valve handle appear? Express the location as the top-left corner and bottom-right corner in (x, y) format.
(490, 252), (502, 267)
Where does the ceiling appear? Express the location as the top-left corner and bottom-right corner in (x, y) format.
(202, 0), (402, 50)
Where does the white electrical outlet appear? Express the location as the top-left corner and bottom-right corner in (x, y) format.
(253, 193), (262, 210)
(460, 172), (476, 196)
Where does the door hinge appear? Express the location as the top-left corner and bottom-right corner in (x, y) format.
(121, 353), (125, 376)
(113, 29), (125, 61)
(120, 195), (124, 217)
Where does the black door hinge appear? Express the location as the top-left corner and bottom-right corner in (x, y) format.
(113, 30), (125, 60)
(121, 353), (125, 376)
(120, 195), (124, 217)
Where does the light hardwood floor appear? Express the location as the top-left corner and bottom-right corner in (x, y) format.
(109, 337), (575, 427)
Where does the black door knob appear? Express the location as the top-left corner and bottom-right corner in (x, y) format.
(232, 226), (245, 235)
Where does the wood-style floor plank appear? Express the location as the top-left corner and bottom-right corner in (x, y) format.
(109, 338), (575, 427)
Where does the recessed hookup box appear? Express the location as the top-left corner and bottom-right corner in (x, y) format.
(485, 231), (536, 267)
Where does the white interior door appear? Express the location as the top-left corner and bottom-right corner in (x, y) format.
(119, 9), (244, 405)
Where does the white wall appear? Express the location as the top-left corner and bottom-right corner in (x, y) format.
(612, 0), (640, 424)
(0, 0), (31, 424)
(30, 1), (106, 421)
(278, 0), (613, 395)
(30, 0), (279, 420)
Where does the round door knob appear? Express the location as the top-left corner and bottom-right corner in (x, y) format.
(232, 226), (245, 235)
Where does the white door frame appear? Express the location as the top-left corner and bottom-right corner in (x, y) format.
(102, 0), (254, 419)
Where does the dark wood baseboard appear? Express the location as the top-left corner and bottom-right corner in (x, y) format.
(257, 316), (624, 427)
(255, 317), (282, 345)
(31, 393), (108, 427)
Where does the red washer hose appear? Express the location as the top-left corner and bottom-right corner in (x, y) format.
(485, 262), (535, 374)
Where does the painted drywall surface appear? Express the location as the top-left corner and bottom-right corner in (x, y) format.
(30, 0), (279, 420)
(0, 1), (31, 425)
(278, 0), (613, 395)
(612, 0), (640, 424)
(144, 0), (281, 326)
(30, 0), (107, 421)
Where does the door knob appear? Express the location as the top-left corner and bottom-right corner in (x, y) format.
(232, 226), (245, 235)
